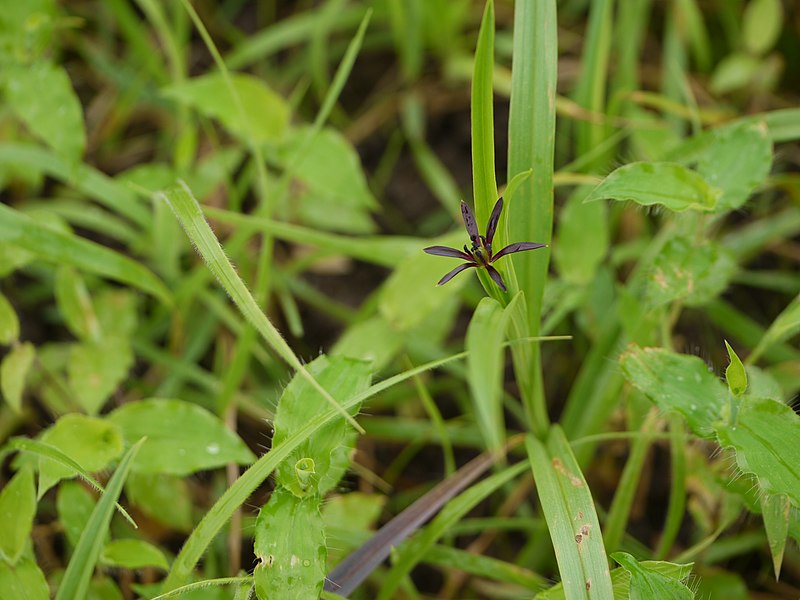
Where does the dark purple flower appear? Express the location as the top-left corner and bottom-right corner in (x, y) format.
(424, 198), (546, 292)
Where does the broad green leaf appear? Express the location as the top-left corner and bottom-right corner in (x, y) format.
(554, 186), (608, 285)
(0, 204), (171, 304)
(0, 292), (19, 344)
(526, 429), (613, 600)
(94, 290), (138, 339)
(106, 398), (255, 476)
(710, 53), (761, 95)
(2, 61), (85, 162)
(125, 473), (193, 532)
(55, 266), (100, 342)
(38, 414), (124, 497)
(254, 487), (326, 600)
(272, 356), (371, 497)
(725, 341), (748, 396)
(101, 539), (169, 570)
(466, 295), (513, 451)
(273, 126), (377, 234)
(162, 73), (289, 144)
(55, 439), (144, 600)
(68, 338), (133, 415)
(646, 237), (736, 308)
(760, 493), (790, 579)
(695, 122), (772, 211)
(57, 481), (98, 549)
(0, 0), (56, 56)
(0, 465), (36, 563)
(380, 232), (466, 331)
(0, 558), (48, 600)
(692, 571), (749, 600)
(750, 294), (800, 363)
(611, 552), (692, 600)
(585, 162), (719, 212)
(332, 316), (403, 372)
(716, 396), (800, 506)
(620, 345), (728, 437)
(1, 342), (35, 412)
(743, 0), (783, 55)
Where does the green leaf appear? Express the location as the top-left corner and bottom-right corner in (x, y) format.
(716, 396), (800, 506)
(585, 162), (719, 212)
(322, 492), (385, 563)
(68, 338), (134, 415)
(125, 472), (193, 532)
(0, 558), (48, 600)
(332, 316), (403, 372)
(55, 439), (144, 600)
(38, 414), (124, 498)
(611, 552), (693, 600)
(525, 429), (613, 600)
(94, 290), (138, 339)
(158, 182), (361, 433)
(273, 356), (371, 497)
(57, 481), (98, 549)
(55, 266), (100, 342)
(743, 0), (783, 55)
(380, 232), (466, 331)
(106, 398), (255, 476)
(0, 204), (171, 305)
(273, 126), (377, 234)
(646, 237), (736, 308)
(0, 465), (36, 564)
(554, 187), (609, 285)
(725, 341), (748, 396)
(470, 0), (498, 227)
(101, 539), (169, 570)
(760, 493), (790, 579)
(254, 487), (326, 600)
(620, 345), (727, 437)
(162, 73), (289, 144)
(0, 0), (56, 57)
(695, 121), (773, 212)
(0, 292), (20, 345)
(1, 342), (35, 412)
(2, 61), (85, 162)
(466, 295), (513, 451)
(750, 293), (800, 363)
(710, 53), (761, 95)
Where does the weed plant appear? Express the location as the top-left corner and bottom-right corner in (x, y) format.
(1, 0), (799, 598)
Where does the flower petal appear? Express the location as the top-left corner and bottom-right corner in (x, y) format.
(485, 197), (503, 245)
(486, 265), (507, 292)
(461, 201), (479, 241)
(492, 242), (547, 261)
(437, 263), (475, 286)
(424, 245), (473, 260)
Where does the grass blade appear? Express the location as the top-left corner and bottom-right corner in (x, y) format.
(55, 438), (144, 600)
(526, 427), (613, 599)
(0, 203), (170, 305)
(157, 182), (363, 433)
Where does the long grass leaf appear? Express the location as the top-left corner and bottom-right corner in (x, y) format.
(55, 439), (145, 600)
(0, 203), (170, 305)
(157, 182), (362, 432)
(526, 428), (613, 599)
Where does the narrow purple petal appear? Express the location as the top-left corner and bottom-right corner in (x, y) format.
(492, 242), (547, 261)
(485, 197), (503, 245)
(424, 245), (473, 261)
(461, 201), (479, 241)
(486, 265), (507, 292)
(437, 263), (475, 286)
